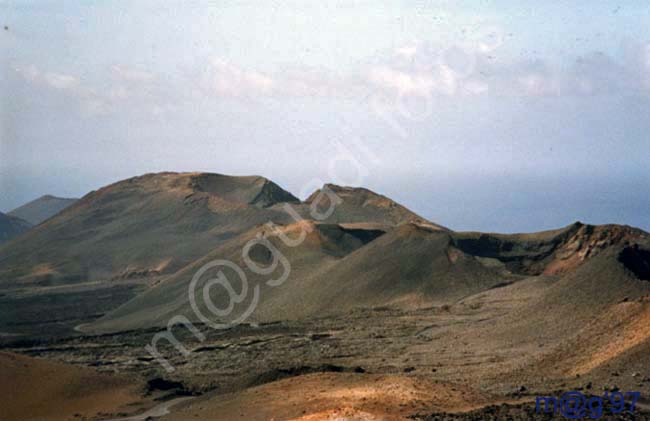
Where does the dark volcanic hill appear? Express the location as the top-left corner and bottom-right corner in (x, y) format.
(3, 171), (650, 346)
(4, 171), (650, 421)
(304, 184), (447, 230)
(0, 212), (32, 244)
(0, 172), (302, 285)
(86, 219), (650, 333)
(89, 220), (500, 333)
(8, 195), (78, 226)
(0, 172), (431, 286)
(451, 222), (648, 276)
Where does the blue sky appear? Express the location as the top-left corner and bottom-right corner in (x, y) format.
(1, 1), (649, 232)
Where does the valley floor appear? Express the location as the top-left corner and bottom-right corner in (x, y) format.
(3, 274), (650, 420)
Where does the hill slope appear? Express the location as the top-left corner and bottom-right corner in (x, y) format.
(8, 194), (78, 225)
(452, 222), (648, 275)
(304, 184), (447, 230)
(0, 172), (301, 285)
(0, 173), (433, 287)
(87, 221), (650, 334)
(0, 352), (142, 421)
(0, 212), (32, 244)
(86, 221), (507, 333)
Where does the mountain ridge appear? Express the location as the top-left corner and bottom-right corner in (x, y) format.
(0, 172), (431, 286)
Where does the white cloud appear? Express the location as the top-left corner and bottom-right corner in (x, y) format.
(395, 45), (418, 59)
(367, 42), (489, 97)
(370, 37), (650, 99)
(13, 37), (650, 119)
(14, 65), (109, 115)
(43, 73), (79, 90)
(111, 65), (155, 83)
(15, 65), (85, 94)
(14, 65), (41, 82)
(517, 72), (560, 96)
(209, 58), (275, 97)
(368, 66), (437, 96)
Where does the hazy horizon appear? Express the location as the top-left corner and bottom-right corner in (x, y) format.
(2, 1), (650, 233)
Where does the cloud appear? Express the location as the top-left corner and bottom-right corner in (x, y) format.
(368, 66), (437, 96)
(366, 41), (493, 98)
(201, 59), (364, 99)
(394, 45), (418, 59)
(13, 37), (650, 119)
(43, 73), (79, 90)
(367, 38), (650, 100)
(517, 72), (560, 96)
(13, 65), (40, 82)
(15, 65), (90, 96)
(14, 63), (173, 117)
(111, 65), (155, 83)
(280, 66), (362, 98)
(209, 59), (275, 97)
(14, 65), (110, 116)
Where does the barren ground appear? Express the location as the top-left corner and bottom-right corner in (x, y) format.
(3, 274), (650, 420)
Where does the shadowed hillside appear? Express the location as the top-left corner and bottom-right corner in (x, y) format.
(0, 212), (32, 244)
(452, 222), (648, 275)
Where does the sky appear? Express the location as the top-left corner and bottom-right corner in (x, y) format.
(1, 0), (649, 232)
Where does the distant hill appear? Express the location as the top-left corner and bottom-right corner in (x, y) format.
(0, 212), (32, 244)
(0, 172), (299, 285)
(8, 195), (78, 226)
